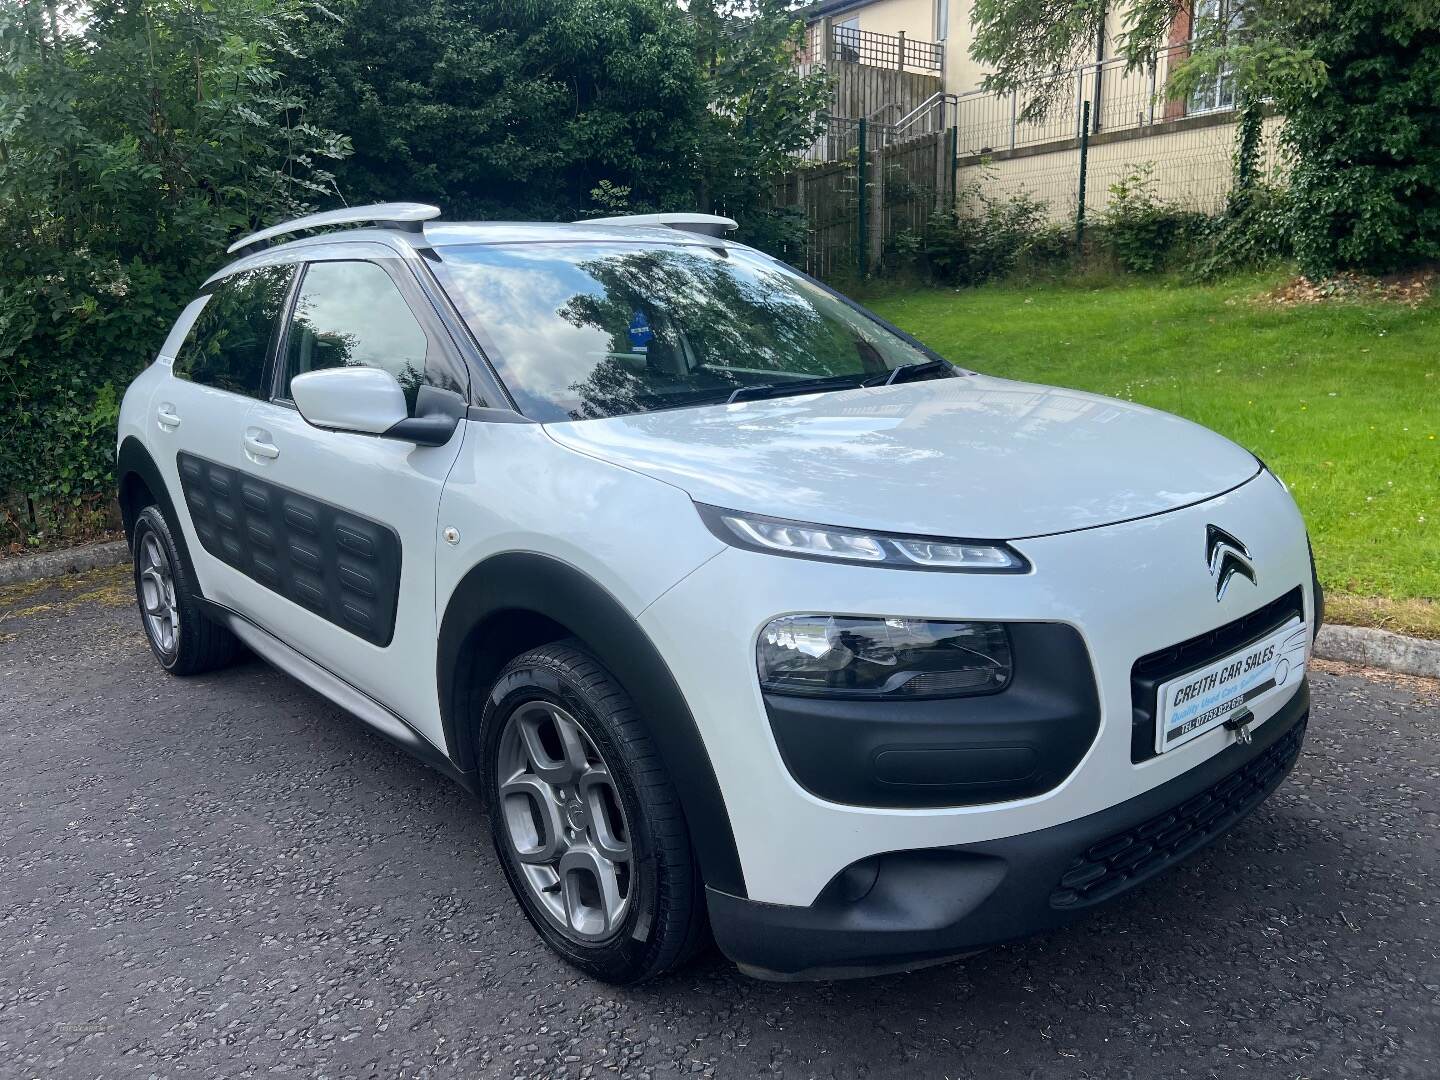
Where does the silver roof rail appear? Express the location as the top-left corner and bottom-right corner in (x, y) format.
(574, 213), (738, 238)
(226, 202), (442, 255)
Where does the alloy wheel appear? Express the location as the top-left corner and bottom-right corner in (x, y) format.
(138, 531), (180, 658)
(496, 701), (633, 943)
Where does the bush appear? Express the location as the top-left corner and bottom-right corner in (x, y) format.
(882, 161), (1297, 290)
(1277, 1), (1440, 277)
(1013, 222), (1080, 279)
(1192, 184), (1294, 281)
(913, 185), (1051, 287)
(0, 2), (346, 548)
(734, 206), (811, 264)
(1099, 163), (1212, 274)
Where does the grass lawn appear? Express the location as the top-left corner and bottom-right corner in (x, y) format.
(867, 274), (1440, 637)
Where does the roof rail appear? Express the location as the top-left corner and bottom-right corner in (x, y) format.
(226, 202), (442, 255)
(573, 213), (738, 238)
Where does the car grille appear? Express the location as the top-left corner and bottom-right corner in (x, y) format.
(1050, 718), (1305, 910)
(1130, 586), (1305, 763)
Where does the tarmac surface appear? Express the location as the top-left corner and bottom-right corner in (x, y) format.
(1, 567), (1436, 1079)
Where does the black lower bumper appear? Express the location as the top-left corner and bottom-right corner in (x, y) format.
(708, 681), (1310, 980)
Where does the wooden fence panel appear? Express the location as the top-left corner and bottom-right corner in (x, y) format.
(776, 130), (951, 280)
(798, 161), (859, 280)
(880, 131), (944, 252)
(798, 63), (943, 161)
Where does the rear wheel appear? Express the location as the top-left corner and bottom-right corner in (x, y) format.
(479, 641), (707, 983)
(131, 505), (241, 675)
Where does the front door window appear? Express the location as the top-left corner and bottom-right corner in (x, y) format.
(281, 260), (432, 410)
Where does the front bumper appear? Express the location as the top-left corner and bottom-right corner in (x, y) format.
(640, 470), (1316, 908)
(708, 680), (1308, 980)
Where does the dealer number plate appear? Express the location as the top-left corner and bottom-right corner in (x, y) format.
(1156, 619), (1309, 754)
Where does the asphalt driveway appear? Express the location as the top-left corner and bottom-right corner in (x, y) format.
(1, 567), (1436, 1079)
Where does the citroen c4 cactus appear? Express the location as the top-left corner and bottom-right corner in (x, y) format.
(116, 204), (1320, 983)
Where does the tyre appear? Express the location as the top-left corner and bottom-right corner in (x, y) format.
(131, 504), (241, 675)
(479, 641), (707, 984)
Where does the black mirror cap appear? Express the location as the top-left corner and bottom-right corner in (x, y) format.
(384, 383), (464, 446)
(384, 414), (459, 446)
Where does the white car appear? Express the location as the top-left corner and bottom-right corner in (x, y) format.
(117, 203), (1320, 983)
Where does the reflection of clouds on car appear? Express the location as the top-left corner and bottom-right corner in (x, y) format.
(282, 261), (432, 410)
(433, 241), (940, 423)
(434, 253), (612, 418)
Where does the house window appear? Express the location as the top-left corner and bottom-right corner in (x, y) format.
(1188, 0), (1239, 114)
(935, 0), (949, 40)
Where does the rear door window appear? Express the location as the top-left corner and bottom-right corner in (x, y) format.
(173, 266), (293, 398)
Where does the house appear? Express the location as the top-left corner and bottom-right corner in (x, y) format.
(796, 0), (1282, 223)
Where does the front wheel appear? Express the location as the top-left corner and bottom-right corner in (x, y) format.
(479, 641), (707, 983)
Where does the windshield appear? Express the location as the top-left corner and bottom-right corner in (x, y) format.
(432, 241), (949, 422)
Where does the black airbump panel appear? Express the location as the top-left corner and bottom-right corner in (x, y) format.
(177, 452), (402, 646)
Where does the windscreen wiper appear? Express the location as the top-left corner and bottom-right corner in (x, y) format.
(863, 358), (955, 387)
(724, 374), (863, 405)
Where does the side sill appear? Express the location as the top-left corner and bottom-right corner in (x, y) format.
(201, 599), (477, 794)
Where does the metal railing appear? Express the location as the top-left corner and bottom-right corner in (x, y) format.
(893, 92), (960, 139)
(798, 41), (1247, 164)
(951, 43), (1228, 157)
(801, 114), (902, 161)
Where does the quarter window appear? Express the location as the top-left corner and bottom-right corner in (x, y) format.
(282, 261), (432, 409)
(173, 266), (292, 398)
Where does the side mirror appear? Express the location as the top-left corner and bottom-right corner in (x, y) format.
(290, 367), (461, 446)
(292, 366), (408, 434)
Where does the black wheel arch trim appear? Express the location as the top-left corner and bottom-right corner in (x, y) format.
(437, 551), (747, 897)
(117, 436), (189, 561)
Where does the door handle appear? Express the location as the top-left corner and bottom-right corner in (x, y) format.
(243, 430), (280, 460)
(156, 404), (181, 430)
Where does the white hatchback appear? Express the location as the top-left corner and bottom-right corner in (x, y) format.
(117, 204), (1320, 982)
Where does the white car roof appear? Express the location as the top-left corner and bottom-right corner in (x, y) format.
(205, 219), (739, 287)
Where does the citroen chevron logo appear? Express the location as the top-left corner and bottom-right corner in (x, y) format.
(1206, 524), (1256, 601)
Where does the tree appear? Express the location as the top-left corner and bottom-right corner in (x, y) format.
(689, 0), (830, 250)
(968, 0), (1440, 275)
(281, 0), (828, 237)
(282, 0), (705, 220)
(0, 0), (345, 535)
(969, 0), (1327, 120)
(1281, 1), (1440, 274)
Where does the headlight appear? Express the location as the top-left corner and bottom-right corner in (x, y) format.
(758, 615), (1012, 698)
(698, 505), (1028, 573)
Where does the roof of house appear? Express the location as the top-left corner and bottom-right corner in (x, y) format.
(796, 0), (881, 24)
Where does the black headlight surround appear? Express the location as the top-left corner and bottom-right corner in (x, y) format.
(696, 503), (1031, 574)
(761, 621), (1100, 809)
